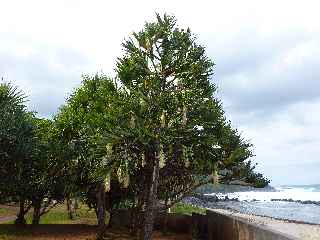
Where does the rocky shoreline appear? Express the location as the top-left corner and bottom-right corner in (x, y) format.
(188, 193), (320, 206)
(183, 194), (320, 225)
(270, 198), (320, 205)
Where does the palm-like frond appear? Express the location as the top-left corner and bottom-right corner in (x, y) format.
(0, 82), (26, 108)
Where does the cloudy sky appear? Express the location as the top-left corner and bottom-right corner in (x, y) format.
(1, 0), (319, 185)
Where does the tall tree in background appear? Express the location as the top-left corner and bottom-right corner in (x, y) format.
(114, 14), (224, 240)
(0, 83), (70, 224)
(0, 82), (35, 224)
(28, 118), (70, 225)
(54, 74), (122, 231)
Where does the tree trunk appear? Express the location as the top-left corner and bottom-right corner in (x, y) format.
(163, 212), (169, 235)
(140, 148), (160, 240)
(96, 182), (106, 239)
(74, 197), (79, 210)
(105, 192), (112, 228)
(66, 197), (74, 220)
(162, 197), (170, 235)
(131, 192), (144, 236)
(15, 198), (26, 225)
(32, 200), (41, 225)
(108, 211), (113, 228)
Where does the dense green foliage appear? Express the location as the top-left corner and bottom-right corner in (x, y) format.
(170, 202), (206, 216)
(0, 83), (72, 224)
(0, 83), (34, 202)
(0, 13), (269, 240)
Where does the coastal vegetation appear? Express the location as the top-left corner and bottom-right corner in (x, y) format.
(0, 14), (269, 240)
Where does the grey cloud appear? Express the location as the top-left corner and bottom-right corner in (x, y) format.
(0, 39), (94, 117)
(209, 27), (311, 77)
(287, 136), (319, 146)
(259, 161), (320, 185)
(205, 28), (320, 117)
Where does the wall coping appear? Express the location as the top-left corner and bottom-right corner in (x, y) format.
(206, 209), (300, 240)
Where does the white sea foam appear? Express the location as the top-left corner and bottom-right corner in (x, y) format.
(197, 185), (320, 224)
(206, 186), (320, 202)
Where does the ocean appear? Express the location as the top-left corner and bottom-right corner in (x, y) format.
(185, 184), (320, 224)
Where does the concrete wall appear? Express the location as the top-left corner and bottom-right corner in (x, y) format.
(204, 210), (298, 240)
(110, 210), (193, 233)
(110, 209), (132, 228)
(155, 213), (192, 234)
(111, 209), (299, 240)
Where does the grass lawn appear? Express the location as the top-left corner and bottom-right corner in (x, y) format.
(0, 209), (12, 217)
(0, 203), (97, 225)
(0, 206), (17, 218)
(0, 203), (99, 239)
(24, 203), (98, 225)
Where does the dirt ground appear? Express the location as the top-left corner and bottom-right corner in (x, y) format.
(0, 225), (191, 240)
(0, 224), (97, 240)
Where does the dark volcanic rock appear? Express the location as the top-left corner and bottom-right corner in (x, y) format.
(271, 198), (320, 205)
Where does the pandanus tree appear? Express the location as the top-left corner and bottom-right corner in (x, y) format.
(54, 74), (123, 231)
(0, 82), (35, 224)
(112, 14), (226, 240)
(0, 82), (72, 225)
(52, 13), (267, 240)
(212, 123), (269, 186)
(28, 118), (71, 225)
(111, 14), (268, 239)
